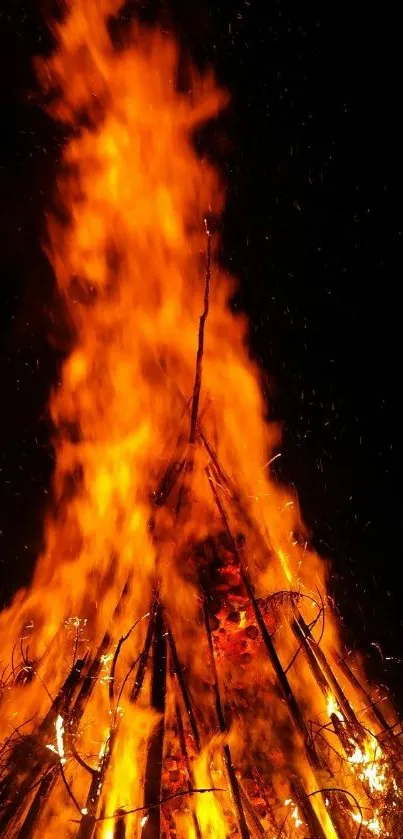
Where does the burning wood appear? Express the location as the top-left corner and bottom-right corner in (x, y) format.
(0, 2), (402, 838)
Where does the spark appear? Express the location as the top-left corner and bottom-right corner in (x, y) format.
(262, 452), (282, 469)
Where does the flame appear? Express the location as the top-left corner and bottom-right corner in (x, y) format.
(351, 810), (384, 836)
(326, 691), (344, 722)
(0, 2), (402, 837)
(348, 738), (387, 794)
(284, 798), (304, 831)
(46, 713), (66, 764)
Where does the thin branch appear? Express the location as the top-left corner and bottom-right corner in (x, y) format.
(115, 655), (141, 722)
(71, 788), (226, 823)
(69, 738), (96, 777)
(304, 787), (364, 839)
(189, 219), (211, 445)
(59, 761), (82, 814)
(109, 613), (149, 704)
(285, 606), (324, 675)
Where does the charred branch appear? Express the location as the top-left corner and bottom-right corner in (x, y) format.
(141, 603), (167, 839)
(167, 626), (201, 752)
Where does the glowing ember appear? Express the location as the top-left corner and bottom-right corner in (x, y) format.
(0, 1), (402, 838)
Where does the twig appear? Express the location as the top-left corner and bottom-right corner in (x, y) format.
(71, 788), (226, 823)
(59, 760), (82, 814)
(109, 613), (149, 704)
(141, 603), (167, 839)
(189, 219), (211, 446)
(69, 738), (96, 776)
(166, 625), (201, 752)
(304, 787), (364, 839)
(175, 701), (202, 839)
(130, 600), (157, 703)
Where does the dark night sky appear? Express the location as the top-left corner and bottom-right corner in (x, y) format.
(0, 2), (401, 702)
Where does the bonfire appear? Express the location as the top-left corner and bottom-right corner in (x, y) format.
(0, 2), (401, 838)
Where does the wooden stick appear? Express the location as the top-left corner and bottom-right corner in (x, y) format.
(189, 221), (211, 447)
(15, 767), (58, 839)
(332, 649), (398, 738)
(205, 465), (322, 773)
(203, 601), (251, 839)
(167, 626), (201, 752)
(294, 610), (363, 735)
(175, 701), (202, 839)
(290, 779), (329, 839)
(130, 599), (157, 703)
(141, 603), (167, 839)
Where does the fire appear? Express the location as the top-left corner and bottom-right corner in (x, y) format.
(0, 1), (402, 837)
(348, 739), (387, 794)
(326, 691), (344, 722)
(46, 714), (66, 765)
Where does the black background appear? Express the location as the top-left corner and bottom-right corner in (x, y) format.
(0, 2), (401, 703)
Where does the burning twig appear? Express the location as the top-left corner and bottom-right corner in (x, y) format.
(59, 760), (82, 814)
(290, 780), (328, 839)
(130, 599), (158, 703)
(71, 788), (226, 824)
(189, 218), (212, 447)
(166, 625), (201, 752)
(109, 613), (150, 704)
(174, 701), (202, 839)
(141, 602), (167, 839)
(333, 651), (401, 743)
(304, 787), (365, 839)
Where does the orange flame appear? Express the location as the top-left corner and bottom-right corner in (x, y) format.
(0, 2), (401, 837)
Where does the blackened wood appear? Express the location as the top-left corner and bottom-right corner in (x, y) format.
(70, 634), (111, 730)
(0, 652), (89, 834)
(175, 701), (202, 839)
(291, 618), (329, 694)
(291, 780), (328, 839)
(167, 626), (201, 752)
(153, 458), (187, 508)
(76, 726), (117, 839)
(141, 603), (167, 839)
(332, 650), (396, 737)
(14, 768), (57, 839)
(113, 811), (126, 839)
(0, 655), (86, 826)
(130, 600), (157, 703)
(39, 656), (87, 733)
(294, 610), (363, 735)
